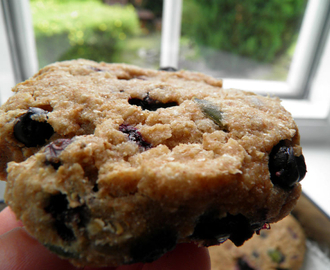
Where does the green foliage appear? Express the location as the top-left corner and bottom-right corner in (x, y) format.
(182, 0), (307, 62)
(30, 0), (140, 67)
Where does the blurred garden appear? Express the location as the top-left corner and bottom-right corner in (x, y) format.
(30, 0), (307, 80)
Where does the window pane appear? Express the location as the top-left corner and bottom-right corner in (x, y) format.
(180, 0), (308, 81)
(30, 0), (163, 69)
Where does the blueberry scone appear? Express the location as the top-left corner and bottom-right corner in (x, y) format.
(0, 59), (306, 267)
(209, 215), (306, 270)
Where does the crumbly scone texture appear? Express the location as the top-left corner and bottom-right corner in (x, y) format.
(1, 59), (304, 267)
(209, 215), (306, 270)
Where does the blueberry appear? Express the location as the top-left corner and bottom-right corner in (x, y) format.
(89, 66), (103, 72)
(296, 155), (307, 181)
(44, 193), (89, 242)
(190, 212), (254, 247)
(14, 107), (54, 147)
(83, 164), (99, 192)
(119, 124), (152, 151)
(159, 67), (178, 72)
(44, 139), (72, 170)
(44, 244), (79, 258)
(92, 184), (99, 192)
(237, 258), (256, 270)
(229, 217), (255, 247)
(252, 251), (259, 258)
(269, 141), (306, 189)
(130, 228), (177, 263)
(128, 92), (178, 111)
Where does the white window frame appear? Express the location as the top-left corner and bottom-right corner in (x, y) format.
(0, 2), (15, 105)
(0, 0), (38, 102)
(0, 0), (329, 143)
(161, 0), (330, 143)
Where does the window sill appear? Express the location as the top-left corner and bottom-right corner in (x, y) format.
(300, 143), (330, 217)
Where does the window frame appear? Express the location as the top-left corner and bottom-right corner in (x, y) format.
(0, 1), (15, 104)
(1, 0), (38, 86)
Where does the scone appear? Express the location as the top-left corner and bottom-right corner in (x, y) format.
(209, 215), (306, 270)
(0, 59), (306, 267)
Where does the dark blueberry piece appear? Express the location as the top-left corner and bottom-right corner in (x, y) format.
(92, 183), (99, 192)
(119, 124), (152, 151)
(296, 155), (307, 181)
(82, 164), (99, 192)
(44, 193), (90, 242)
(259, 231), (268, 238)
(252, 251), (259, 258)
(237, 258), (256, 270)
(14, 107), (54, 147)
(229, 217), (254, 246)
(89, 66), (103, 72)
(269, 141), (306, 189)
(159, 67), (178, 72)
(47, 162), (61, 170)
(44, 139), (72, 170)
(190, 212), (254, 247)
(44, 193), (75, 241)
(53, 218), (76, 241)
(190, 211), (231, 243)
(128, 92), (178, 111)
(44, 244), (79, 258)
(130, 229), (177, 263)
(287, 227), (298, 239)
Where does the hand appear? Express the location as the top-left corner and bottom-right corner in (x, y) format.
(0, 207), (211, 270)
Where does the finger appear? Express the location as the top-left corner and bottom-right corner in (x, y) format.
(115, 263), (144, 270)
(0, 208), (211, 270)
(0, 206), (23, 235)
(84, 267), (117, 270)
(0, 227), (81, 270)
(140, 243), (211, 270)
(86, 264), (143, 270)
(84, 265), (118, 270)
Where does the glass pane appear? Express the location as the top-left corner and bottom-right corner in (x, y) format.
(30, 0), (163, 69)
(180, 0), (308, 81)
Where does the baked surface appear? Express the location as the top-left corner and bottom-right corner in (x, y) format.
(209, 215), (306, 270)
(0, 59), (306, 267)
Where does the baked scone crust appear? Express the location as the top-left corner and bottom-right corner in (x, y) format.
(1, 59), (305, 266)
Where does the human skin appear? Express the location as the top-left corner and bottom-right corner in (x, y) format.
(0, 207), (211, 270)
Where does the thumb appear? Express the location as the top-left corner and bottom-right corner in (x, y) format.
(0, 227), (80, 270)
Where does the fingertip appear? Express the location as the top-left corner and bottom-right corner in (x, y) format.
(0, 227), (80, 270)
(0, 206), (23, 235)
